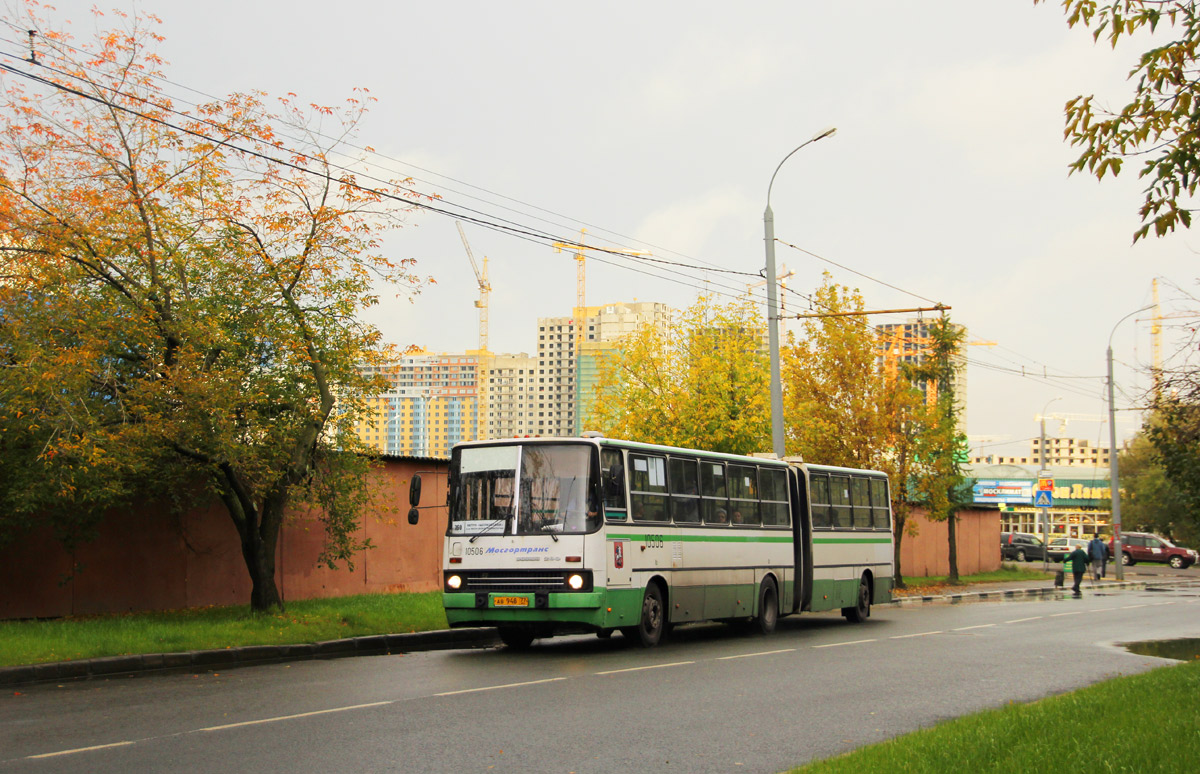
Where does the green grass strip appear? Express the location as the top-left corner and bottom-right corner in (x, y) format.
(0, 592), (448, 667)
(790, 660), (1200, 773)
(902, 565), (1054, 587)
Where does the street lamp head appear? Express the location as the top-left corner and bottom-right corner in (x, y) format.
(766, 127), (839, 208)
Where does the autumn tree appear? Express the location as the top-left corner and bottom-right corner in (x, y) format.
(588, 295), (770, 455)
(0, 5), (422, 610)
(782, 274), (928, 588)
(1038, 0), (1200, 241)
(1120, 424), (1199, 546)
(907, 316), (969, 584)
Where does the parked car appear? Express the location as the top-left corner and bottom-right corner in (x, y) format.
(1109, 532), (1198, 569)
(1002, 532), (1048, 562)
(1046, 537), (1089, 562)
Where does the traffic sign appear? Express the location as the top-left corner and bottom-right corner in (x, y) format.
(1037, 477), (1054, 491)
(1034, 490), (1053, 508)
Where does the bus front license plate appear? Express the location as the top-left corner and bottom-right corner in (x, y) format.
(494, 596), (529, 607)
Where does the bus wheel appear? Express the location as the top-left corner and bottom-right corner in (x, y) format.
(497, 627), (535, 650)
(842, 576), (871, 623)
(625, 584), (665, 647)
(755, 578), (779, 635)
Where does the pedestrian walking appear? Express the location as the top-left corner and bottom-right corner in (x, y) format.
(1065, 543), (1090, 597)
(1088, 532), (1108, 580)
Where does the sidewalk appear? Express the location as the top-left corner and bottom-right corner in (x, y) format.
(890, 574), (1148, 608)
(4, 573), (1195, 688)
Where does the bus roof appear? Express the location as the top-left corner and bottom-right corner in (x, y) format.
(453, 436), (884, 477)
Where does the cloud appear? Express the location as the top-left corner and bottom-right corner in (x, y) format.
(633, 188), (758, 260)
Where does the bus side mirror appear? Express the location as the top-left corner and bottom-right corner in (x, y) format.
(408, 507), (420, 525)
(409, 475), (422, 507)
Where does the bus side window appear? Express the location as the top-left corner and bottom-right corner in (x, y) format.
(759, 467), (789, 526)
(668, 457), (701, 523)
(831, 476), (852, 528)
(810, 474), (831, 528)
(629, 453), (668, 522)
(870, 478), (890, 529)
(601, 448), (627, 517)
(851, 476), (872, 529)
(701, 461), (729, 524)
(728, 464), (760, 526)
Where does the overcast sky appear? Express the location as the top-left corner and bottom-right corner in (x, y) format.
(17, 1), (1200, 458)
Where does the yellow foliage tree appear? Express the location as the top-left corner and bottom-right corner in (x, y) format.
(783, 274), (930, 588)
(587, 295), (770, 455)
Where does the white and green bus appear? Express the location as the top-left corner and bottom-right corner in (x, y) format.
(422, 436), (893, 649)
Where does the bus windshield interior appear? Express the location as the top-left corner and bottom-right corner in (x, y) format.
(450, 444), (600, 536)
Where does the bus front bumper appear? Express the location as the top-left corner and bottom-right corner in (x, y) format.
(444, 591), (604, 610)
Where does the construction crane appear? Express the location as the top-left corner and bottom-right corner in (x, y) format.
(455, 221), (491, 354)
(552, 229), (650, 361)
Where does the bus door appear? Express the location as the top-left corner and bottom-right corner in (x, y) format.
(790, 465), (813, 614)
(601, 446), (633, 588)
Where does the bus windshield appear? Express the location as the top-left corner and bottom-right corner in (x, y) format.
(450, 443), (599, 536)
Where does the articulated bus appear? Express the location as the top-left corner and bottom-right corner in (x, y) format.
(419, 436), (894, 648)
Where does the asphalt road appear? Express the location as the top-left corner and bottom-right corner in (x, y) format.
(2, 583), (1198, 774)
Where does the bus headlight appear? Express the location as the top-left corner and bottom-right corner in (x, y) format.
(567, 574), (584, 590)
(447, 575), (463, 590)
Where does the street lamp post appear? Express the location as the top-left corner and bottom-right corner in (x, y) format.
(1038, 396), (1061, 572)
(764, 127), (837, 458)
(1107, 305), (1152, 582)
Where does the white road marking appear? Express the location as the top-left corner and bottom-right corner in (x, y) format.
(717, 649), (796, 660)
(890, 631), (942, 639)
(1120, 604), (1147, 609)
(596, 661), (694, 675)
(434, 677), (567, 696)
(953, 624), (996, 631)
(813, 639), (876, 649)
(1049, 611), (1083, 617)
(199, 700), (395, 731)
(1005, 616), (1043, 623)
(27, 741), (135, 759)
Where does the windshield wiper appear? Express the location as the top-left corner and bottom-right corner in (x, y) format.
(538, 525), (560, 543)
(469, 519), (506, 543)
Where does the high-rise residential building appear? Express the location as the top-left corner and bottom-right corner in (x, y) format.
(356, 301), (674, 452)
(875, 317), (968, 426)
(356, 351), (479, 458)
(536, 301), (674, 437)
(576, 339), (620, 435)
(1028, 437), (1111, 467)
(479, 352), (538, 440)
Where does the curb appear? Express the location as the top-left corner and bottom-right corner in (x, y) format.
(0, 627), (500, 689)
(888, 577), (1200, 608)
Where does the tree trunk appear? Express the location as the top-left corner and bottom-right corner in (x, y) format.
(243, 529), (282, 611)
(947, 510), (960, 584)
(892, 513), (907, 590)
(222, 471), (285, 612)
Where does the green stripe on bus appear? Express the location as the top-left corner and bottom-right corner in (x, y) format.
(608, 533), (793, 544)
(812, 537), (892, 544)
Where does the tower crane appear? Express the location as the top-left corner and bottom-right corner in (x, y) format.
(456, 221), (491, 354)
(552, 229), (650, 361)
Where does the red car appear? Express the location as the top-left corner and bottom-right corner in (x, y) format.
(1109, 532), (1197, 569)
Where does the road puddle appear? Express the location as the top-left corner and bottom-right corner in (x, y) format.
(1123, 638), (1200, 661)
